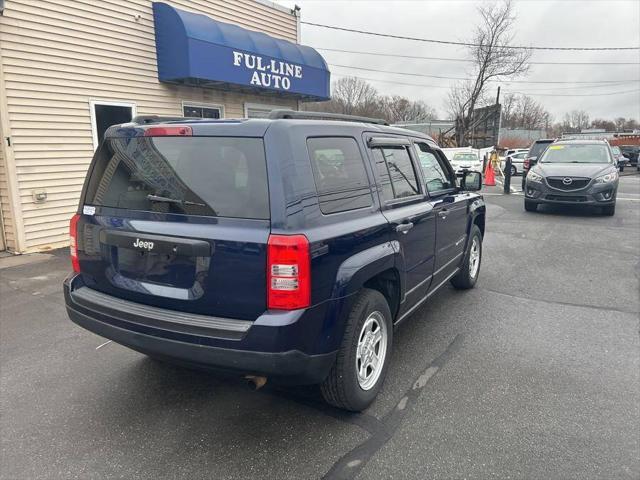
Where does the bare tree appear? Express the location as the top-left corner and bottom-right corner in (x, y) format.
(613, 117), (640, 131)
(590, 118), (617, 131)
(305, 77), (437, 123)
(382, 96), (437, 123)
(447, 0), (531, 145)
(561, 110), (591, 132)
(501, 93), (550, 130)
(329, 76), (381, 116)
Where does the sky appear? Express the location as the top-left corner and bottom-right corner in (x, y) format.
(274, 0), (640, 122)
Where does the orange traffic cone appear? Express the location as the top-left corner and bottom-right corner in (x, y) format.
(484, 161), (496, 186)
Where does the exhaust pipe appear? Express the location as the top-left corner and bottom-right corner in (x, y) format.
(245, 375), (267, 391)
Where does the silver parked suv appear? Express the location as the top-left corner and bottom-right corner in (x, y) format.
(524, 140), (619, 216)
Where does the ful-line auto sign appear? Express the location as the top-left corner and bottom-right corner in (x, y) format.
(232, 51), (303, 91)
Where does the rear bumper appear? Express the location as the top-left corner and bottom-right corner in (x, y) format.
(64, 275), (339, 384)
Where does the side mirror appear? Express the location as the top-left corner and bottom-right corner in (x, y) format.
(461, 171), (482, 191)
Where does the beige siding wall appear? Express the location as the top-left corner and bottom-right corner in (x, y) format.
(0, 0), (298, 252)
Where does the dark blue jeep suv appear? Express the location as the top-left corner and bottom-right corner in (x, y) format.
(64, 110), (485, 411)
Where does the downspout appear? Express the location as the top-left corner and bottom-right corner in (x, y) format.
(294, 4), (301, 112)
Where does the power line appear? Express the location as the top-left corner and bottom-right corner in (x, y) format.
(317, 47), (640, 65)
(303, 21), (640, 51)
(508, 88), (640, 97)
(329, 63), (640, 84)
(331, 73), (640, 97)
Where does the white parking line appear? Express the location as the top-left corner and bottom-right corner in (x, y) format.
(96, 340), (112, 350)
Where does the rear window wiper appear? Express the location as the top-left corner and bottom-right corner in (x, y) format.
(147, 194), (205, 207)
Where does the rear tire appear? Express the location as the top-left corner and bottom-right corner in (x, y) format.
(510, 165), (517, 177)
(450, 225), (482, 290)
(524, 200), (538, 212)
(320, 289), (392, 412)
(602, 204), (616, 216)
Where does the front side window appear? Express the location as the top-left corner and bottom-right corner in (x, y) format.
(85, 136), (269, 219)
(308, 137), (372, 214)
(372, 146), (420, 201)
(414, 143), (454, 194)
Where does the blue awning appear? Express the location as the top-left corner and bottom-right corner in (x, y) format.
(152, 2), (330, 101)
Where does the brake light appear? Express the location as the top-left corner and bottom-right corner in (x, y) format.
(144, 126), (192, 137)
(69, 214), (80, 273)
(267, 234), (310, 310)
(524, 158), (530, 169)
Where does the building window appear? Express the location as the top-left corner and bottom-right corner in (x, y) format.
(89, 100), (136, 150)
(182, 103), (222, 119)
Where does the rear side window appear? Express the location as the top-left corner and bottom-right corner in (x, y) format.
(307, 137), (372, 214)
(372, 146), (420, 201)
(85, 136), (269, 219)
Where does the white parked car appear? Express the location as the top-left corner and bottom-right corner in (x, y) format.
(450, 152), (483, 175)
(501, 151), (528, 176)
(500, 148), (528, 161)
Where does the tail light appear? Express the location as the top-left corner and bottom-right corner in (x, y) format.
(69, 214), (81, 273)
(144, 126), (192, 137)
(523, 158), (530, 170)
(267, 234), (310, 310)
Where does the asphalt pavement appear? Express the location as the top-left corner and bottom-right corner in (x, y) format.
(1, 174), (639, 479)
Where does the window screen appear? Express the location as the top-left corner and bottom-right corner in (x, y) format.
(414, 144), (454, 194)
(85, 136), (269, 219)
(308, 137), (372, 214)
(372, 146), (420, 200)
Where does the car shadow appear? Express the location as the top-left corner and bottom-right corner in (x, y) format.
(534, 203), (608, 217)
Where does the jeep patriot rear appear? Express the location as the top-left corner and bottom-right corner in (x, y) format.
(64, 110), (486, 411)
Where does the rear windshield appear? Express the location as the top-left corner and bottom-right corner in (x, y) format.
(84, 136), (269, 219)
(528, 141), (552, 158)
(540, 144), (612, 164)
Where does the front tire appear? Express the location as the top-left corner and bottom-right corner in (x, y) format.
(450, 225), (482, 290)
(602, 204), (616, 216)
(524, 200), (538, 212)
(510, 165), (517, 177)
(320, 289), (392, 411)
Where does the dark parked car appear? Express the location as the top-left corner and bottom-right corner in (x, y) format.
(619, 145), (640, 168)
(522, 139), (555, 189)
(610, 146), (628, 171)
(64, 111), (486, 411)
(524, 140), (619, 215)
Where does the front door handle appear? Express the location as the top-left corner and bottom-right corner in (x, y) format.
(438, 210), (449, 220)
(395, 222), (414, 234)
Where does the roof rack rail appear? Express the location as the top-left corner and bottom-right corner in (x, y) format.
(131, 115), (191, 125)
(268, 109), (389, 126)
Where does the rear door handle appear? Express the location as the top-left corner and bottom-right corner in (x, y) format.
(395, 222), (414, 234)
(438, 210), (449, 219)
